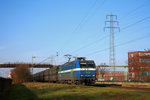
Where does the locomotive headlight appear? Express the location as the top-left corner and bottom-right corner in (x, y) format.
(92, 75), (95, 77)
(80, 75), (84, 77)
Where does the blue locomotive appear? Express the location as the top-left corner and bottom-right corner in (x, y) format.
(33, 57), (96, 85)
(58, 57), (96, 85)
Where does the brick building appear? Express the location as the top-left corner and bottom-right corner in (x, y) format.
(97, 71), (128, 81)
(128, 50), (150, 81)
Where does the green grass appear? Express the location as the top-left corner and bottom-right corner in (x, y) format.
(6, 82), (150, 100)
(122, 84), (150, 88)
(6, 84), (38, 100)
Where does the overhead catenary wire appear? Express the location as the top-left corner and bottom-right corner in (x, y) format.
(36, 57), (51, 65)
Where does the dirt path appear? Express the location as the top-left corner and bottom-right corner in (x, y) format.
(109, 86), (150, 92)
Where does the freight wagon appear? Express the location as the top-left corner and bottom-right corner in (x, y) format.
(33, 57), (96, 85)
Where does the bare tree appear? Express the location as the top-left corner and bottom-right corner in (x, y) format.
(99, 67), (108, 79)
(11, 64), (32, 84)
(97, 63), (108, 81)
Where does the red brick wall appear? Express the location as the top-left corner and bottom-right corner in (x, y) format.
(97, 72), (128, 81)
(128, 51), (150, 81)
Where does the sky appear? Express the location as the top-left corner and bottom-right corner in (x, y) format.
(0, 0), (150, 67)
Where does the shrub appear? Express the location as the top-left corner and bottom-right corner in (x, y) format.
(11, 64), (32, 84)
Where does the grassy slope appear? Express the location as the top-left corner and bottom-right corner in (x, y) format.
(6, 82), (150, 100)
(6, 84), (38, 100)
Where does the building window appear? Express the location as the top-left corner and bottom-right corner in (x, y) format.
(129, 54), (134, 58)
(139, 59), (142, 63)
(139, 59), (150, 63)
(146, 72), (149, 76)
(139, 72), (150, 76)
(142, 72), (147, 76)
(129, 59), (134, 64)
(130, 66), (134, 70)
(148, 72), (150, 76)
(139, 53), (150, 56)
(131, 73), (134, 77)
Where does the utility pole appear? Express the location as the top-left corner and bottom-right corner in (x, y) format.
(32, 56), (36, 75)
(104, 13), (120, 81)
(31, 56), (50, 74)
(56, 52), (59, 65)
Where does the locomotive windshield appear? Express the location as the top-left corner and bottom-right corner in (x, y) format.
(80, 63), (87, 68)
(80, 62), (95, 68)
(87, 63), (95, 68)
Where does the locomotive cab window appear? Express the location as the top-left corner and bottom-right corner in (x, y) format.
(80, 63), (87, 68)
(87, 63), (95, 68)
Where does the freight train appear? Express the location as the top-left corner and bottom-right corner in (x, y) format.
(33, 57), (96, 85)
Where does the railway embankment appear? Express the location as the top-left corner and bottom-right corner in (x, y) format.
(0, 77), (12, 98)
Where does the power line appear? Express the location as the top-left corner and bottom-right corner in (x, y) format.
(37, 57), (51, 65)
(85, 33), (150, 56)
(84, 16), (150, 55)
(121, 16), (150, 31)
(80, 0), (107, 26)
(71, 0), (99, 34)
(68, 1), (150, 55)
(61, 0), (107, 49)
(63, 1), (150, 57)
(61, 0), (99, 47)
(120, 1), (148, 19)
(84, 16), (150, 56)
(115, 34), (150, 48)
(70, 35), (108, 54)
(69, 0), (107, 46)
(69, 15), (150, 55)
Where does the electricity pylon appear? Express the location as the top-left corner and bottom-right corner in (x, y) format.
(104, 13), (120, 80)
